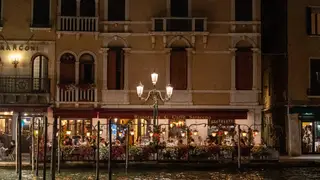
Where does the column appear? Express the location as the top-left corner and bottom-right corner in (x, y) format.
(104, 0), (108, 20)
(229, 48), (237, 90)
(56, 61), (61, 103)
(166, 0), (170, 16)
(75, 61), (79, 84)
(164, 48), (171, 85)
(76, 0), (80, 16)
(186, 48), (193, 90)
(251, 48), (259, 90)
(288, 113), (301, 156)
(95, 0), (99, 17)
(57, 0), (62, 29)
(231, 0), (235, 20)
(101, 48), (109, 89)
(254, 109), (262, 145)
(125, 0), (129, 20)
(123, 48), (131, 90)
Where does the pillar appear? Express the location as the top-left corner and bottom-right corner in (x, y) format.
(123, 48), (131, 90)
(252, 48), (259, 90)
(229, 48), (237, 90)
(95, 0), (99, 17)
(288, 113), (301, 156)
(104, 0), (108, 20)
(165, 48), (171, 85)
(76, 0), (80, 16)
(186, 48), (193, 90)
(101, 48), (109, 89)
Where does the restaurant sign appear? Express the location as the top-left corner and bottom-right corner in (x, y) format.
(134, 115), (213, 120)
(0, 44), (39, 51)
(0, 107), (47, 113)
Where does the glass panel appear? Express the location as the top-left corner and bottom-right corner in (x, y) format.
(315, 121), (320, 152)
(0, 119), (5, 133)
(302, 122), (313, 153)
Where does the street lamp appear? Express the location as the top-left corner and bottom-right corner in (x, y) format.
(136, 72), (173, 127)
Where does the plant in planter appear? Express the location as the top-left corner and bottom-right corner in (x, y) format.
(99, 146), (109, 160)
(129, 146), (143, 160)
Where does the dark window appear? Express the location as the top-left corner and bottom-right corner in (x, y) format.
(306, 7), (320, 35)
(310, 59), (320, 90)
(32, 0), (50, 27)
(107, 48), (124, 90)
(80, 0), (95, 17)
(0, 0), (3, 26)
(170, 48), (188, 90)
(79, 54), (95, 84)
(108, 0), (125, 21)
(170, 0), (188, 17)
(61, 0), (76, 16)
(235, 48), (253, 90)
(235, 0), (252, 21)
(60, 53), (76, 84)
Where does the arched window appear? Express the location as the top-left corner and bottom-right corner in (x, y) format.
(32, 55), (48, 91)
(235, 41), (253, 90)
(79, 53), (94, 84)
(60, 53), (76, 84)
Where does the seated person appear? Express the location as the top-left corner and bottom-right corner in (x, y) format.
(0, 140), (15, 157)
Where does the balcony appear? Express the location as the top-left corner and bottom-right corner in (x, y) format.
(0, 77), (50, 104)
(152, 17), (207, 33)
(56, 84), (97, 107)
(58, 16), (98, 32)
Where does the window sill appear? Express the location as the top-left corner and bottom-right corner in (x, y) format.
(30, 26), (52, 31)
(308, 35), (320, 38)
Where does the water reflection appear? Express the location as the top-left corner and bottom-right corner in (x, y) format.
(1, 167), (320, 179)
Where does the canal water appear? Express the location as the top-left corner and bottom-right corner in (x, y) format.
(0, 167), (319, 180)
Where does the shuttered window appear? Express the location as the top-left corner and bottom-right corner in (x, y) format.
(32, 0), (50, 27)
(60, 53), (76, 84)
(107, 49), (124, 90)
(235, 0), (253, 21)
(170, 49), (188, 90)
(235, 49), (253, 90)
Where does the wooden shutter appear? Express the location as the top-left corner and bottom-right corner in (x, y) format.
(60, 63), (75, 84)
(118, 50), (124, 90)
(107, 50), (117, 90)
(170, 50), (188, 90)
(235, 50), (253, 90)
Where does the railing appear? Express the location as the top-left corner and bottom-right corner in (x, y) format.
(57, 86), (96, 102)
(58, 16), (98, 32)
(0, 77), (50, 93)
(57, 145), (279, 162)
(152, 17), (207, 32)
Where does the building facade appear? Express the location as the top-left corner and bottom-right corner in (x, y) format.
(1, 0), (262, 148)
(263, 0), (320, 156)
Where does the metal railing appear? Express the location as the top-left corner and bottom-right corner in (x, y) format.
(58, 16), (98, 32)
(0, 77), (50, 93)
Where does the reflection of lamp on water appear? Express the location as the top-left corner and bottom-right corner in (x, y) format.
(224, 131), (228, 135)
(130, 129), (134, 136)
(66, 130), (71, 135)
(211, 132), (217, 137)
(86, 132), (90, 137)
(193, 130), (198, 136)
(181, 131), (186, 137)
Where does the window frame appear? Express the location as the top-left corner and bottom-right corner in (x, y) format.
(309, 58), (320, 90)
(307, 6), (320, 36)
(31, 0), (51, 28)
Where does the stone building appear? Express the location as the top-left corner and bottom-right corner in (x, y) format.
(0, 0), (262, 149)
(263, 0), (320, 155)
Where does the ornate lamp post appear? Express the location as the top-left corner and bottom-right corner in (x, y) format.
(136, 72), (173, 129)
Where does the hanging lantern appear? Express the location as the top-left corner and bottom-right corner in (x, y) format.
(118, 131), (123, 137)
(211, 132), (217, 137)
(149, 132), (154, 137)
(224, 131), (228, 135)
(86, 132), (90, 137)
(253, 130), (259, 136)
(66, 130), (71, 135)
(162, 131), (166, 135)
(170, 123), (174, 128)
(193, 130), (198, 136)
(242, 132), (247, 137)
(181, 131), (186, 137)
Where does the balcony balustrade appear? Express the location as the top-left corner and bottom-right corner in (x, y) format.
(58, 16), (98, 32)
(152, 17), (207, 32)
(0, 77), (50, 93)
(57, 85), (96, 103)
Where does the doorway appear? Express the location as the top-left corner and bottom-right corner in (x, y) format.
(301, 121), (320, 153)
